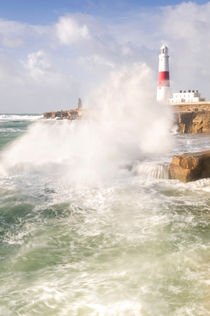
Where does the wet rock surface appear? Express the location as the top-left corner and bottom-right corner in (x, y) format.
(169, 150), (210, 182)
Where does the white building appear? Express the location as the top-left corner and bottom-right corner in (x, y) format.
(169, 90), (205, 104)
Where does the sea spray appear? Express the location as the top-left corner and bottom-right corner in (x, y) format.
(0, 63), (173, 183)
(86, 63), (173, 154)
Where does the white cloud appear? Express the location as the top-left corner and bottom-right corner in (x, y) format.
(24, 50), (51, 79)
(55, 16), (90, 45)
(0, 19), (50, 48)
(0, 19), (25, 47)
(78, 54), (116, 70)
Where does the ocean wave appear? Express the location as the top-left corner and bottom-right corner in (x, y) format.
(0, 114), (43, 122)
(0, 127), (24, 133)
(132, 161), (170, 179)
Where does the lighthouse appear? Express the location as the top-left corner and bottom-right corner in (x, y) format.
(157, 44), (170, 103)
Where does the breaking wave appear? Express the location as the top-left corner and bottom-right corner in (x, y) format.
(0, 114), (43, 122)
(132, 161), (170, 179)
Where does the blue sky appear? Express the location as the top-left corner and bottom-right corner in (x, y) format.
(1, 0), (210, 112)
(0, 0), (209, 23)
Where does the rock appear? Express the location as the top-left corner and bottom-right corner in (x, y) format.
(175, 111), (210, 134)
(43, 108), (83, 120)
(169, 150), (210, 182)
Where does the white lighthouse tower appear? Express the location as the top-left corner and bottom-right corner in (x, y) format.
(157, 44), (170, 103)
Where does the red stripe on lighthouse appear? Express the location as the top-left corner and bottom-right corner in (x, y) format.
(158, 71), (170, 87)
(158, 71), (169, 81)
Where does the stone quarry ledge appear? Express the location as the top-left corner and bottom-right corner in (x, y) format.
(169, 150), (210, 182)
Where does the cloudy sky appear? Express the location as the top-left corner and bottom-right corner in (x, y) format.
(0, 0), (210, 113)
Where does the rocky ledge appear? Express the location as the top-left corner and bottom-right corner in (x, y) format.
(169, 150), (210, 182)
(175, 111), (210, 133)
(43, 109), (83, 120)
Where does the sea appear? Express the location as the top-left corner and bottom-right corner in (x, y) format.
(0, 113), (209, 316)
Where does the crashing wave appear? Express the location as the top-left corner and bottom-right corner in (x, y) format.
(132, 161), (169, 179)
(0, 114), (43, 122)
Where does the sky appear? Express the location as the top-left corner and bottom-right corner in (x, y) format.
(1, 0), (205, 23)
(0, 0), (210, 113)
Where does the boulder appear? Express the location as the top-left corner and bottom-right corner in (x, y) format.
(169, 150), (210, 182)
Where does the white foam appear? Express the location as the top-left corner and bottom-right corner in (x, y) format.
(0, 128), (23, 133)
(0, 114), (43, 122)
(132, 161), (169, 179)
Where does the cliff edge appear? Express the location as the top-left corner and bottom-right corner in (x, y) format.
(175, 111), (210, 133)
(173, 103), (210, 134)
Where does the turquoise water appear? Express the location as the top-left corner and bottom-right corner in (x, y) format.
(0, 114), (209, 316)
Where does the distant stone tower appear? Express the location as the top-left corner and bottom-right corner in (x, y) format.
(78, 98), (82, 109)
(157, 44), (170, 103)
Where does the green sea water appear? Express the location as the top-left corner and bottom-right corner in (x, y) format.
(0, 114), (209, 316)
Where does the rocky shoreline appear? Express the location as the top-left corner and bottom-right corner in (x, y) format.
(43, 103), (210, 134)
(43, 108), (83, 120)
(174, 102), (210, 134)
(171, 104), (210, 181)
(175, 111), (210, 133)
(169, 150), (210, 182)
